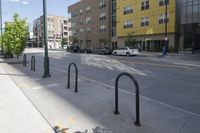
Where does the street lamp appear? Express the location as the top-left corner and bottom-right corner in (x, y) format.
(43, 0), (50, 78)
(0, 0), (3, 55)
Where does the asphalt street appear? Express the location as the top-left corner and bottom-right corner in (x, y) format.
(25, 48), (200, 116)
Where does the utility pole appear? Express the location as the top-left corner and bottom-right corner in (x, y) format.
(0, 0), (3, 55)
(43, 0), (51, 78)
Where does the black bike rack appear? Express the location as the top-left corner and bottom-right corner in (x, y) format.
(114, 72), (141, 126)
(31, 56), (35, 71)
(22, 54), (27, 67)
(67, 63), (78, 93)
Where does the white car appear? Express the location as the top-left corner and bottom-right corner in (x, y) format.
(112, 47), (139, 56)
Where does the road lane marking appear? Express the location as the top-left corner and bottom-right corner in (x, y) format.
(120, 60), (191, 69)
(51, 66), (200, 118)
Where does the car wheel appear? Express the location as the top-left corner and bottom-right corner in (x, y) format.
(126, 52), (130, 56)
(114, 52), (117, 56)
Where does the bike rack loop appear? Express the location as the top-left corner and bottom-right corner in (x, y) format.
(31, 56), (35, 71)
(114, 72), (141, 126)
(22, 54), (27, 67)
(67, 63), (78, 93)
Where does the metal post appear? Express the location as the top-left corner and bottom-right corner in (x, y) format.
(0, 0), (3, 55)
(164, 0), (168, 55)
(23, 54), (27, 67)
(43, 0), (50, 78)
(67, 65), (70, 89)
(114, 79), (119, 114)
(114, 72), (141, 126)
(75, 66), (78, 92)
(67, 63), (78, 93)
(31, 56), (35, 71)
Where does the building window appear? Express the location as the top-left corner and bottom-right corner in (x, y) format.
(86, 28), (91, 33)
(86, 40), (91, 48)
(124, 5), (133, 15)
(112, 16), (116, 27)
(141, 17), (149, 27)
(79, 20), (84, 25)
(63, 20), (68, 24)
(112, 28), (116, 37)
(85, 6), (91, 12)
(79, 28), (84, 33)
(158, 13), (169, 24)
(159, 0), (169, 6)
(71, 10), (79, 17)
(99, 25), (106, 32)
(124, 20), (133, 29)
(99, 12), (106, 21)
(64, 27), (68, 30)
(64, 32), (68, 36)
(80, 9), (83, 14)
(141, 0), (149, 10)
(99, 0), (106, 9)
(85, 17), (91, 24)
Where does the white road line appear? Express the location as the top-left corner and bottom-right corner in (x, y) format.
(51, 66), (200, 117)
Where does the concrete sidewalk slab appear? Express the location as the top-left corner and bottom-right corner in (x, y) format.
(1, 57), (200, 133)
(0, 58), (54, 133)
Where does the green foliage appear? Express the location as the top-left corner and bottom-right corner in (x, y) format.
(72, 37), (78, 45)
(125, 32), (137, 48)
(61, 38), (68, 48)
(1, 13), (28, 58)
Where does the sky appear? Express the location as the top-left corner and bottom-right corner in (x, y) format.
(2, 0), (79, 29)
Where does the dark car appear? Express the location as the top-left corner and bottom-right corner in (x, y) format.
(67, 45), (80, 53)
(81, 48), (93, 53)
(92, 47), (113, 55)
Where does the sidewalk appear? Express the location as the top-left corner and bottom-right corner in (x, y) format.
(1, 56), (200, 133)
(139, 51), (200, 60)
(0, 58), (54, 133)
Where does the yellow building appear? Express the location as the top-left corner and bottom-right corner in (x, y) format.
(116, 0), (181, 52)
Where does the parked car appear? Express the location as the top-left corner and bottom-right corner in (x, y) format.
(79, 47), (93, 53)
(67, 45), (80, 53)
(112, 47), (139, 56)
(92, 47), (113, 55)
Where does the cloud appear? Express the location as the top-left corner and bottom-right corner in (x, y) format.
(4, 0), (29, 5)
(11, 0), (20, 2)
(21, 1), (29, 5)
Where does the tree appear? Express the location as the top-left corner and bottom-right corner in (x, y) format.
(61, 38), (65, 49)
(72, 36), (78, 45)
(1, 13), (28, 60)
(1, 23), (13, 57)
(125, 32), (137, 48)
